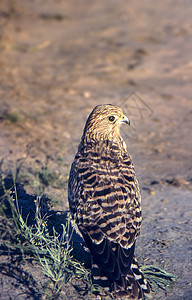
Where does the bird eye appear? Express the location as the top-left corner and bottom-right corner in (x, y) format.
(108, 116), (116, 123)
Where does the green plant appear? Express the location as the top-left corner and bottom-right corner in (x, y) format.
(0, 110), (24, 123)
(0, 176), (94, 299)
(141, 265), (177, 292)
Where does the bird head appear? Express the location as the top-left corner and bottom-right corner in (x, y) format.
(83, 104), (130, 142)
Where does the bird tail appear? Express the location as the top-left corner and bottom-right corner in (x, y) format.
(92, 256), (150, 299)
(130, 256), (151, 296)
(92, 263), (111, 292)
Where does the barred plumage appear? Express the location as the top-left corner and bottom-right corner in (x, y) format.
(68, 104), (150, 299)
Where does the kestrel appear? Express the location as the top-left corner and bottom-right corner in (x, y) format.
(68, 104), (150, 299)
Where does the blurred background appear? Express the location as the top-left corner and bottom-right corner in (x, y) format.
(0, 1), (191, 299)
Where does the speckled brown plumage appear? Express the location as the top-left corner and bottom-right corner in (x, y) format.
(68, 104), (150, 299)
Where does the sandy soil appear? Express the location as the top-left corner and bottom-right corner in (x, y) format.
(0, 0), (192, 299)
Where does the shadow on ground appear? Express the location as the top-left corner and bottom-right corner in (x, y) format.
(0, 175), (90, 299)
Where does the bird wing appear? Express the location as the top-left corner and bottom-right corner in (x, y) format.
(68, 151), (142, 281)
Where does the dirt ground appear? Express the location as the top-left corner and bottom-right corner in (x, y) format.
(0, 0), (192, 299)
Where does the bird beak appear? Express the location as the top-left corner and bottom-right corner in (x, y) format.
(121, 115), (130, 125)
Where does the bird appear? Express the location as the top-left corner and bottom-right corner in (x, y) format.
(68, 104), (150, 299)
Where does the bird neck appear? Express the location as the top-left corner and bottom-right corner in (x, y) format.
(83, 127), (121, 143)
(80, 132), (128, 157)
